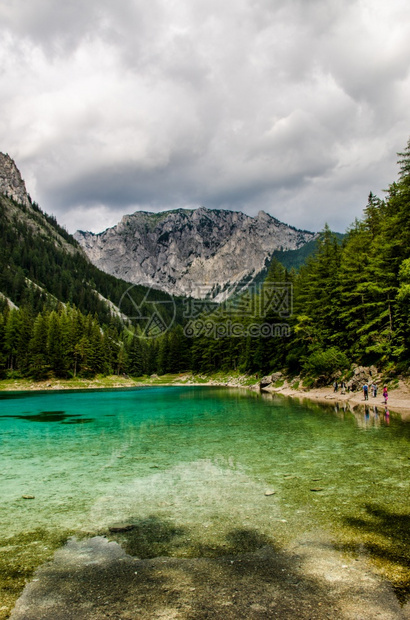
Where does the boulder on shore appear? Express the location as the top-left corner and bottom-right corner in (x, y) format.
(259, 371), (283, 389)
(348, 365), (379, 391)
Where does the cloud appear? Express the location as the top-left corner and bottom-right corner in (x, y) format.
(1, 0), (410, 233)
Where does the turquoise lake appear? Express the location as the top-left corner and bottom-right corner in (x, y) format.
(0, 386), (409, 595)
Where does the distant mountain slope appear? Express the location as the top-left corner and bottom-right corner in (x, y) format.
(0, 154), (176, 326)
(271, 232), (345, 271)
(75, 208), (317, 300)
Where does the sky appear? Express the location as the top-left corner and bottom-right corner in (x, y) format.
(1, 0), (410, 234)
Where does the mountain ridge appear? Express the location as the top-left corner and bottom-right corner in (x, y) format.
(78, 207), (314, 237)
(75, 206), (317, 300)
(0, 151), (318, 306)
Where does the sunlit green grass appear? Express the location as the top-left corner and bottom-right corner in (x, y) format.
(0, 371), (259, 391)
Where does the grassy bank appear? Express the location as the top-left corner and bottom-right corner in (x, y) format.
(0, 371), (259, 392)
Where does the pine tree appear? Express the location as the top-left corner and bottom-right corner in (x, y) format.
(76, 335), (93, 377)
(293, 225), (342, 349)
(167, 326), (192, 373)
(397, 137), (410, 181)
(116, 341), (127, 375)
(29, 313), (49, 379)
(0, 310), (7, 377)
(102, 326), (120, 375)
(88, 318), (106, 374)
(127, 333), (145, 376)
(16, 306), (33, 375)
(47, 311), (64, 376)
(4, 309), (21, 371)
(157, 333), (171, 374)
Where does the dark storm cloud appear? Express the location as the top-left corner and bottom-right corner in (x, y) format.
(1, 0), (410, 233)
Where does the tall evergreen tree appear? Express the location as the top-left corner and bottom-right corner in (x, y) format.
(127, 333), (145, 376)
(4, 309), (21, 371)
(29, 313), (49, 379)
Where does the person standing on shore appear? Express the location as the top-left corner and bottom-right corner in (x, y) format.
(371, 382), (377, 398)
(363, 382), (369, 401)
(383, 385), (388, 405)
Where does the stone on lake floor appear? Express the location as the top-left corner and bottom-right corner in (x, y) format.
(22, 495), (35, 499)
(264, 490), (276, 496)
(108, 523), (136, 533)
(310, 488), (324, 492)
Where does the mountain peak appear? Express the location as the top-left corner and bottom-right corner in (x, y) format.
(0, 152), (31, 208)
(75, 208), (316, 299)
(256, 210), (272, 222)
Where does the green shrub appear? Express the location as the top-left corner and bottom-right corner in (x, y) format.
(302, 376), (315, 389)
(303, 347), (350, 378)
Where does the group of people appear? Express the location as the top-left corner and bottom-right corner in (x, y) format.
(333, 380), (347, 394)
(363, 381), (388, 404)
(333, 379), (388, 404)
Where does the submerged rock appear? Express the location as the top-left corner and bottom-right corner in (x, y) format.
(108, 524), (135, 533)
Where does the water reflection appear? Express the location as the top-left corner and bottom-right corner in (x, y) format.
(261, 392), (401, 430)
(353, 404), (394, 429)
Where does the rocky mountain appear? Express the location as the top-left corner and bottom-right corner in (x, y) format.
(75, 208), (316, 300)
(0, 152), (31, 208)
(0, 151), (317, 306)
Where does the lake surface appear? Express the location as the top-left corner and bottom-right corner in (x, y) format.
(0, 386), (409, 610)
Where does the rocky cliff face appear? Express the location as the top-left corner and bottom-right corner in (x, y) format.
(0, 152), (31, 208)
(75, 208), (316, 299)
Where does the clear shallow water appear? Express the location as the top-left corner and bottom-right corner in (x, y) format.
(0, 386), (409, 560)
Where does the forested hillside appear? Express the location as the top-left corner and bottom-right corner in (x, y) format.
(189, 139), (410, 379)
(0, 194), (187, 379)
(270, 232), (344, 272)
(0, 195), (179, 323)
(1, 139), (410, 382)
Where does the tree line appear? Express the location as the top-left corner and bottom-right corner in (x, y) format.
(0, 303), (191, 380)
